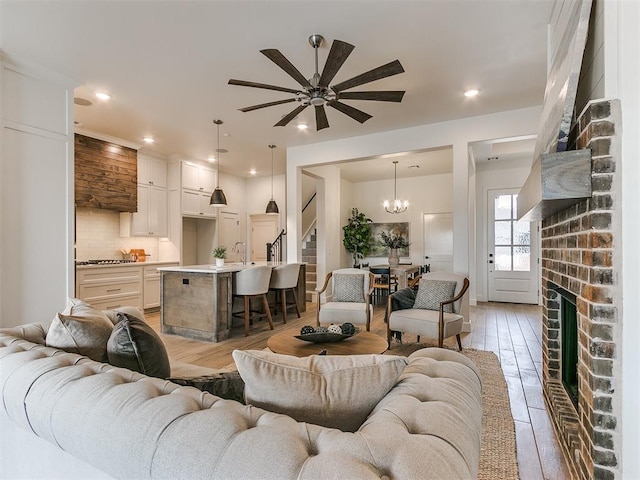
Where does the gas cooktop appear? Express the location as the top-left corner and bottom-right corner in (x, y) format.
(75, 259), (137, 266)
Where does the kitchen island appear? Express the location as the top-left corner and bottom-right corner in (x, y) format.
(159, 263), (306, 342)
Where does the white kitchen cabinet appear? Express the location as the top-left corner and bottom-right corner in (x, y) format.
(138, 155), (167, 188)
(181, 189), (217, 218)
(76, 266), (143, 311)
(181, 162), (216, 193)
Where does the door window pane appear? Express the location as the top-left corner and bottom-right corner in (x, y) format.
(513, 246), (531, 271)
(494, 221), (511, 245)
(494, 195), (512, 220)
(513, 221), (531, 245)
(495, 247), (512, 271)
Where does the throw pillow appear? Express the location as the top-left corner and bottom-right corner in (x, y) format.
(106, 312), (171, 379)
(332, 273), (365, 303)
(45, 298), (114, 362)
(169, 371), (245, 403)
(413, 279), (457, 312)
(233, 349), (407, 432)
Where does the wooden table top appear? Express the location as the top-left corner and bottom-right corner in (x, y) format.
(267, 329), (388, 357)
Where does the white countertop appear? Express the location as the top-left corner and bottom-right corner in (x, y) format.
(76, 260), (179, 270)
(158, 261), (299, 274)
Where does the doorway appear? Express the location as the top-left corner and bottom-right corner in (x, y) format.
(487, 189), (539, 304)
(249, 214), (278, 262)
(423, 213), (453, 272)
(218, 210), (241, 262)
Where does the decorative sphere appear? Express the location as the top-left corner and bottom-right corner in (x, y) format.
(341, 323), (356, 335)
(315, 326), (328, 334)
(327, 324), (342, 334)
(300, 325), (315, 335)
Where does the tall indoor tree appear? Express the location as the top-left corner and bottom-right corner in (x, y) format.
(342, 208), (373, 267)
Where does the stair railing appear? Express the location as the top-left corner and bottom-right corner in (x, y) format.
(267, 229), (286, 263)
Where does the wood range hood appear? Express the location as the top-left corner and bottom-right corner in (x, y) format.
(517, 149), (592, 221)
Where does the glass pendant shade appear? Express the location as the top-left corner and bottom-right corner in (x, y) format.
(209, 119), (227, 207)
(265, 144), (279, 215)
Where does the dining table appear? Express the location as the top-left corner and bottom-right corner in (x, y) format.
(369, 264), (421, 289)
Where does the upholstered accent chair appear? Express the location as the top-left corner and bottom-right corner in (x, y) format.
(316, 268), (375, 331)
(268, 263), (301, 324)
(232, 265), (274, 336)
(387, 272), (470, 350)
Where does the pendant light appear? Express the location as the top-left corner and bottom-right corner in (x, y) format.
(383, 160), (408, 214)
(209, 119), (228, 207)
(265, 144), (279, 214)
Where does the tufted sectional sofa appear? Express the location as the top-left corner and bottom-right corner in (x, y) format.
(0, 322), (483, 480)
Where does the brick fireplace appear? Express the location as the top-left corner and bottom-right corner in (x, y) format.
(541, 99), (621, 479)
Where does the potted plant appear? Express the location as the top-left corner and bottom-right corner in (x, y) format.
(379, 231), (410, 266)
(342, 208), (373, 267)
(212, 246), (227, 267)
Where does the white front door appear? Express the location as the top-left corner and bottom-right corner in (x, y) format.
(423, 213), (454, 272)
(250, 214), (278, 262)
(488, 189), (539, 304)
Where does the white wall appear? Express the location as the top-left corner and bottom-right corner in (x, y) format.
(351, 173), (454, 266)
(0, 54), (76, 328)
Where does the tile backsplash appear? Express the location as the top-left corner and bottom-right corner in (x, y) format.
(75, 208), (160, 261)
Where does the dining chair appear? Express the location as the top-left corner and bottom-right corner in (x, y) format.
(316, 268), (375, 331)
(369, 266), (398, 305)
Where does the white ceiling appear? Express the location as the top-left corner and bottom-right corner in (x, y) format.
(1, 0), (552, 179)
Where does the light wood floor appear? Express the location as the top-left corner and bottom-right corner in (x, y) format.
(146, 300), (570, 480)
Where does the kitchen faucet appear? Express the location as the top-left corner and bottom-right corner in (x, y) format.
(233, 242), (247, 266)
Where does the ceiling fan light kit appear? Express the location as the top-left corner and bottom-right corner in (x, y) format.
(209, 119), (228, 207)
(384, 161), (408, 214)
(229, 34), (405, 131)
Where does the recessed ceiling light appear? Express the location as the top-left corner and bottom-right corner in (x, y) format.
(208, 156), (216, 163)
(464, 89), (479, 98)
(249, 169), (257, 176)
(297, 123), (308, 131)
(143, 136), (154, 144)
(95, 92), (111, 100)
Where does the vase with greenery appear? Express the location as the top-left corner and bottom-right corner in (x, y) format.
(342, 208), (373, 268)
(379, 231), (410, 266)
(212, 246), (227, 267)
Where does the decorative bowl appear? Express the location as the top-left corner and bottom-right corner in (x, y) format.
(294, 330), (358, 343)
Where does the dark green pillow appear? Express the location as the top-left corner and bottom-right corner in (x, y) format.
(107, 313), (170, 379)
(169, 371), (245, 403)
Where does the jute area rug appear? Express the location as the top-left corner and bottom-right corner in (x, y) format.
(387, 343), (519, 480)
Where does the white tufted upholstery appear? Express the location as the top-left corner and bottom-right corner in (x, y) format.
(0, 323), (483, 480)
(316, 268), (375, 331)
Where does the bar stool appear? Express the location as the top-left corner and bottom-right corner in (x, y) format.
(268, 263), (301, 324)
(232, 265), (274, 336)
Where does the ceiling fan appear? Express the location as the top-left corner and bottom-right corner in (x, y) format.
(228, 34), (405, 131)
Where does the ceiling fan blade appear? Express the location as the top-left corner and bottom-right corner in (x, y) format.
(314, 105), (329, 130)
(228, 79), (300, 94)
(338, 90), (405, 102)
(331, 59), (405, 93)
(319, 40), (355, 87)
(274, 104), (309, 127)
(327, 100), (372, 124)
(239, 98), (298, 113)
(261, 49), (312, 89)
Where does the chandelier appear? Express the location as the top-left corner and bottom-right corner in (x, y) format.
(383, 161), (408, 214)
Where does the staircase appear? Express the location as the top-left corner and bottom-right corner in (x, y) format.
(302, 228), (317, 303)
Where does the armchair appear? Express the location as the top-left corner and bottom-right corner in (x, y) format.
(316, 268), (375, 331)
(387, 272), (469, 350)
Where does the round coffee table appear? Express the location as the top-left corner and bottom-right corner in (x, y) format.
(267, 329), (388, 357)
